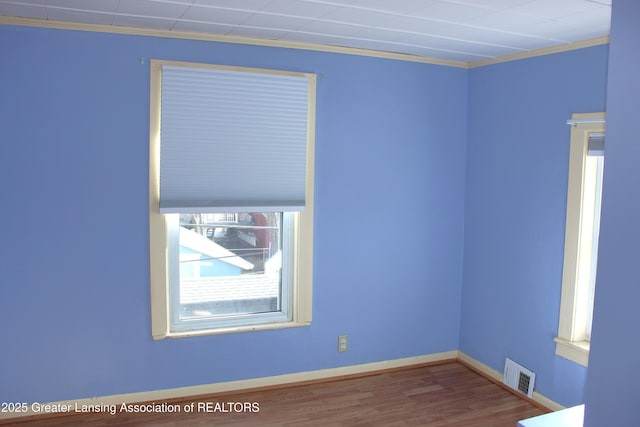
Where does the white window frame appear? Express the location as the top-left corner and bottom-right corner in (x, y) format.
(555, 112), (605, 366)
(148, 60), (315, 339)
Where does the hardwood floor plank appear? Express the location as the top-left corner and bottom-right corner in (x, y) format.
(2, 362), (547, 426)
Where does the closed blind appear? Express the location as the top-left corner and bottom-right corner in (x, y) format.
(588, 132), (605, 156)
(159, 64), (312, 213)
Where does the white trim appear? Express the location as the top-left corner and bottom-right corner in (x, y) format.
(0, 16), (609, 69)
(554, 338), (589, 368)
(468, 36), (610, 68)
(0, 16), (467, 69)
(0, 351), (567, 421)
(566, 118), (606, 126)
(457, 352), (564, 412)
(556, 112), (606, 366)
(149, 62), (170, 339)
(149, 59), (315, 339)
(565, 112), (608, 127)
(0, 351), (458, 420)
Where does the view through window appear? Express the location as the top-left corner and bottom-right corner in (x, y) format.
(175, 212), (285, 321)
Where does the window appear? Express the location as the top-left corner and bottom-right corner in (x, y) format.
(555, 112), (605, 366)
(149, 60), (316, 338)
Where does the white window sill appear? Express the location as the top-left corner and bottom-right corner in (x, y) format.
(153, 319), (311, 340)
(554, 337), (590, 367)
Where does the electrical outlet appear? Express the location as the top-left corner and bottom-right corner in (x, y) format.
(338, 335), (348, 352)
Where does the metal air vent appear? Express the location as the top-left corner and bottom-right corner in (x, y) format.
(503, 358), (535, 398)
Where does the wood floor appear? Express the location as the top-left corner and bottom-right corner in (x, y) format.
(4, 362), (547, 427)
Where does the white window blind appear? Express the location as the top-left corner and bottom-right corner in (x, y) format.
(159, 64), (312, 213)
(588, 132), (605, 156)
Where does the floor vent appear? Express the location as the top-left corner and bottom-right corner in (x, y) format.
(503, 358), (535, 398)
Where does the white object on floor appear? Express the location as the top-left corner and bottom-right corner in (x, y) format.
(518, 404), (584, 427)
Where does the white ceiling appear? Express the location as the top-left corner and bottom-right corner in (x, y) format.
(0, 0), (611, 64)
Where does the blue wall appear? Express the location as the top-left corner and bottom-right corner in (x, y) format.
(1, 19), (621, 412)
(0, 25), (467, 403)
(584, 0), (640, 425)
(461, 45), (609, 407)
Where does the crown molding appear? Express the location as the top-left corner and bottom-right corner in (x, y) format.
(0, 16), (610, 70)
(468, 35), (610, 69)
(0, 16), (469, 69)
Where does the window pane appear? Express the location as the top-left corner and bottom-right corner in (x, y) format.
(585, 156), (604, 341)
(177, 212), (283, 321)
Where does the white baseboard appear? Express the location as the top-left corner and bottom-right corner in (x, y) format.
(0, 350), (458, 420)
(457, 352), (564, 412)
